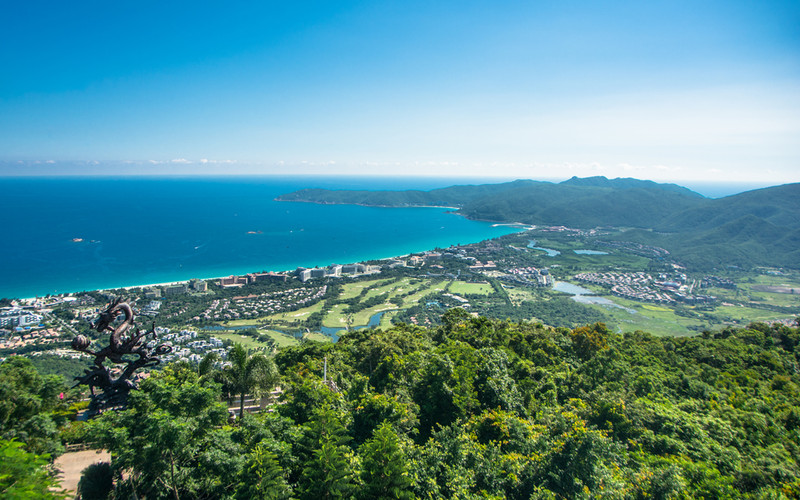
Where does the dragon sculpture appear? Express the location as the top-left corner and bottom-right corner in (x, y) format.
(71, 297), (172, 417)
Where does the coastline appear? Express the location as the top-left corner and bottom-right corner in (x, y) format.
(18, 251), (419, 302)
(3, 176), (528, 301)
(274, 198), (462, 210)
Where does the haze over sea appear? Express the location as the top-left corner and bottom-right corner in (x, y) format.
(2, 176), (525, 299)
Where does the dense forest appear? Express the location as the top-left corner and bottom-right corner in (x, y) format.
(4, 312), (799, 498)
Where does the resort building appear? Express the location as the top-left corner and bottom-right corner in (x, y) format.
(246, 272), (288, 284)
(164, 284), (189, 296)
(0, 308), (43, 328)
(190, 279), (208, 291)
(342, 263), (366, 274)
(220, 275), (249, 288)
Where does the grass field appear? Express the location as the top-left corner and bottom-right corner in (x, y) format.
(507, 288), (537, 305)
(448, 281), (494, 295)
(322, 304), (397, 328)
(224, 318), (261, 327)
(320, 278), (444, 328)
(339, 279), (392, 299)
(267, 302), (324, 322)
(713, 305), (787, 324)
(734, 273), (800, 308)
(399, 280), (446, 306)
(363, 279), (404, 299)
(303, 332), (332, 343)
(584, 292), (797, 337)
(212, 332), (273, 349)
(642, 305), (672, 312)
(378, 310), (400, 327)
(590, 299), (704, 337)
(261, 330), (301, 348)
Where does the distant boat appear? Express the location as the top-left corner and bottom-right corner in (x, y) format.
(71, 238), (83, 242)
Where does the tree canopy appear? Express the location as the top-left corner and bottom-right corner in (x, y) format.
(3, 314), (794, 498)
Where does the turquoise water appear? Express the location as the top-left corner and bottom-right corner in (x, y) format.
(573, 249), (609, 255)
(2, 176), (521, 299)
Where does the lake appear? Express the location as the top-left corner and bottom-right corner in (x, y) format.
(527, 240), (561, 257)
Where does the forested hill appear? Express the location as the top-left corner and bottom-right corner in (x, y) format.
(456, 182), (704, 227)
(630, 183), (800, 268)
(73, 315), (800, 498)
(277, 178), (800, 269)
(275, 179), (544, 208)
(560, 175), (705, 198)
(275, 177), (705, 220)
(655, 183), (800, 232)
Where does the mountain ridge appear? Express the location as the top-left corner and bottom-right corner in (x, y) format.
(276, 177), (800, 269)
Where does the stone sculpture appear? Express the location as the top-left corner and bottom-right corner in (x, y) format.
(71, 297), (172, 417)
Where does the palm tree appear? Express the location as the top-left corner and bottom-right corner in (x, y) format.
(221, 343), (279, 419)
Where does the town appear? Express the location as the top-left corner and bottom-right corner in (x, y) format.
(2, 228), (798, 364)
(574, 271), (716, 304)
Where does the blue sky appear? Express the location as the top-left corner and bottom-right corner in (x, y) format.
(1, 1), (798, 182)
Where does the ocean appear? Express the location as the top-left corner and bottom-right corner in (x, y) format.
(2, 176), (522, 299)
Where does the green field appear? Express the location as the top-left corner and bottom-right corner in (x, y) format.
(448, 281), (494, 295)
(507, 288), (536, 305)
(266, 302), (324, 322)
(321, 278), (445, 328)
(224, 318), (262, 327)
(713, 304), (787, 324)
(339, 279), (392, 299)
(733, 273), (800, 308)
(261, 330), (302, 348)
(303, 332), (333, 343)
(322, 303), (396, 328)
(584, 298), (704, 337)
(362, 279), (404, 299)
(211, 332), (273, 350)
(398, 280), (446, 306)
(196, 262), (798, 343)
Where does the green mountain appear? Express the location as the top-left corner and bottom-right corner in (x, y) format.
(655, 183), (800, 232)
(277, 176), (708, 227)
(560, 175), (705, 198)
(458, 183), (704, 227)
(277, 177), (800, 269)
(275, 179), (542, 207)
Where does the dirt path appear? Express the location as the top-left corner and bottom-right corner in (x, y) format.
(54, 449), (111, 496)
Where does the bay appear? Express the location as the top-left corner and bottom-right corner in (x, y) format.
(2, 176), (521, 299)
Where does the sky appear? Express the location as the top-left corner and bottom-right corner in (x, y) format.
(1, 1), (799, 183)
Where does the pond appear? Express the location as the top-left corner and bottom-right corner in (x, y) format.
(553, 281), (595, 295)
(553, 281), (636, 313)
(319, 311), (388, 341)
(527, 240), (561, 257)
(573, 249), (609, 255)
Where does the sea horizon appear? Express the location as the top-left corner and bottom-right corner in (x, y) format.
(3, 175), (524, 299)
(3, 174), (788, 299)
